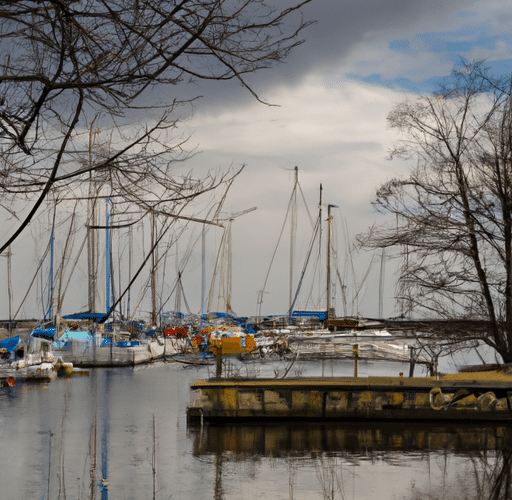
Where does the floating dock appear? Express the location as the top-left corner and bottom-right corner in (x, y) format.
(186, 372), (512, 424)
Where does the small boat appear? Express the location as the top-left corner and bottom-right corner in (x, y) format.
(206, 326), (257, 355)
(0, 332), (64, 382)
(51, 327), (182, 367)
(285, 328), (420, 363)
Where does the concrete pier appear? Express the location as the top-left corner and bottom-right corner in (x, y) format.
(186, 372), (512, 423)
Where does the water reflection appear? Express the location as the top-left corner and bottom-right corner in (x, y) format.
(190, 422), (512, 500)
(2, 361), (512, 499)
(190, 422), (512, 457)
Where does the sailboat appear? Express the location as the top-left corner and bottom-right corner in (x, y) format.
(252, 169), (429, 366)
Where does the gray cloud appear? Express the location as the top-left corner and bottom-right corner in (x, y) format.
(184, 0), (475, 113)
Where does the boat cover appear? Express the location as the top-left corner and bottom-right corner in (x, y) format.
(31, 327), (56, 339)
(62, 312), (108, 321)
(0, 336), (21, 354)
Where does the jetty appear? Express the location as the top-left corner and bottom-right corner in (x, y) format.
(186, 371), (512, 424)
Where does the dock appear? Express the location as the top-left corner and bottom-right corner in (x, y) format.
(186, 372), (512, 424)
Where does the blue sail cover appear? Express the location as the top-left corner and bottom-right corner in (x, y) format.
(291, 310), (328, 321)
(0, 336), (21, 353)
(31, 327), (56, 339)
(62, 312), (108, 321)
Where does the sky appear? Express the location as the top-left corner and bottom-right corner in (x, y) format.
(4, 0), (512, 322)
(173, 0), (512, 319)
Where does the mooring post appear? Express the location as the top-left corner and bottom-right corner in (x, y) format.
(215, 345), (222, 378)
(353, 343), (359, 378)
(409, 346), (416, 377)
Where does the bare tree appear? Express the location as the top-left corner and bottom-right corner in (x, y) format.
(360, 61), (512, 363)
(0, 0), (313, 252)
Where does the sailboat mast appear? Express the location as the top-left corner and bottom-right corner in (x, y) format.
(201, 224), (206, 317)
(289, 166), (298, 311)
(49, 232), (54, 320)
(151, 209), (157, 326)
(127, 224), (132, 318)
(326, 204), (338, 319)
(226, 221), (233, 315)
(7, 246), (12, 333)
(87, 195), (97, 313)
(318, 184), (323, 310)
(87, 118), (98, 314)
(105, 198), (112, 314)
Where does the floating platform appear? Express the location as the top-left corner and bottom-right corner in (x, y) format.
(186, 372), (512, 424)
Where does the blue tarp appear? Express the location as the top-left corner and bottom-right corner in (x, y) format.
(53, 330), (92, 349)
(291, 310), (328, 321)
(116, 340), (140, 347)
(0, 336), (21, 354)
(31, 327), (56, 339)
(58, 330), (92, 341)
(62, 312), (108, 321)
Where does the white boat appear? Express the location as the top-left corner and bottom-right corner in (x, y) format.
(51, 328), (182, 367)
(0, 333), (67, 382)
(285, 328), (424, 363)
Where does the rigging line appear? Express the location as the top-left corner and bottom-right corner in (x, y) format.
(117, 225), (126, 319)
(159, 234), (170, 315)
(156, 178), (237, 315)
(58, 222), (89, 318)
(136, 205), (196, 318)
(287, 217), (321, 316)
(158, 274), (181, 314)
(110, 202), (118, 318)
(226, 221), (233, 315)
(130, 235), (177, 321)
(303, 226), (324, 310)
(303, 191), (326, 310)
(290, 167), (299, 310)
(55, 201), (80, 319)
(208, 224), (229, 313)
(303, 255), (321, 309)
(159, 230), (197, 313)
(328, 213), (348, 316)
(128, 273), (151, 321)
(174, 241), (182, 315)
(44, 200), (58, 320)
(179, 274), (192, 315)
(297, 181), (316, 228)
(335, 266), (347, 317)
(342, 218), (359, 314)
(127, 210), (190, 320)
(330, 233), (349, 316)
(47, 202), (58, 320)
(257, 181), (297, 316)
(152, 217), (190, 287)
(99, 216), (176, 324)
(316, 184), (323, 309)
(379, 248), (386, 318)
(14, 229), (53, 322)
(351, 250), (377, 311)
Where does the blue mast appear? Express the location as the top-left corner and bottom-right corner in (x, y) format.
(105, 198), (112, 314)
(48, 230), (54, 320)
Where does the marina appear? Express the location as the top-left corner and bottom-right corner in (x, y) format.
(3, 3), (512, 500)
(1, 357), (510, 500)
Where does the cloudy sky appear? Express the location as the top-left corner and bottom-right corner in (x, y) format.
(4, 0), (512, 322)
(169, 0), (512, 319)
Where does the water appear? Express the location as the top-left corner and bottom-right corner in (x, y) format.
(0, 356), (510, 500)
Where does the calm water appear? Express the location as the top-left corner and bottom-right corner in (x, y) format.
(0, 356), (510, 500)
